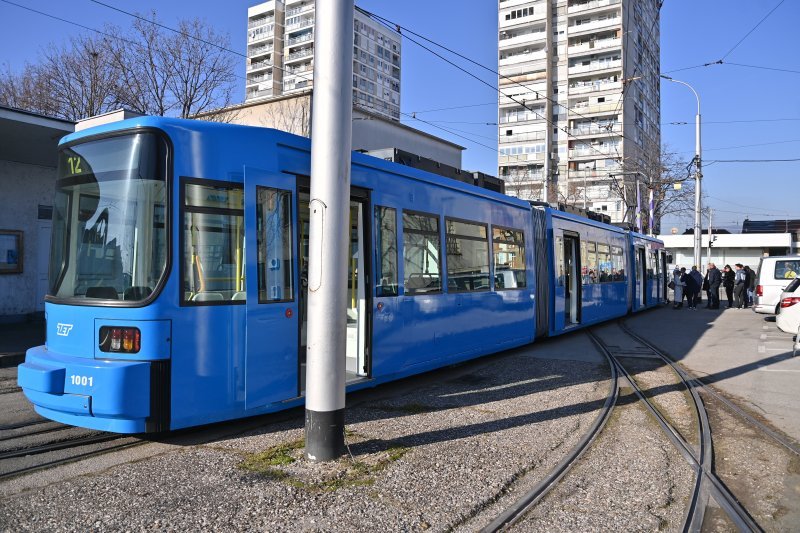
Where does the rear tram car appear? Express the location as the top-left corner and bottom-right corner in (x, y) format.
(18, 117), (666, 433)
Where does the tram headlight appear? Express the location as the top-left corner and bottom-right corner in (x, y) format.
(99, 326), (141, 354)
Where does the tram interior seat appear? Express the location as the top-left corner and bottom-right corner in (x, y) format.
(85, 286), (119, 299)
(123, 286), (152, 300)
(192, 292), (224, 302)
(406, 273), (440, 292)
(231, 291), (246, 301)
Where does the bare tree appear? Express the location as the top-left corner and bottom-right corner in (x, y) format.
(165, 18), (237, 119)
(1, 14), (237, 122)
(105, 17), (174, 116)
(39, 34), (120, 121)
(259, 94), (312, 136)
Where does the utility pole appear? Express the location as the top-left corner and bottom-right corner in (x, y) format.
(707, 208), (713, 270)
(305, 0), (354, 462)
(661, 75), (702, 268)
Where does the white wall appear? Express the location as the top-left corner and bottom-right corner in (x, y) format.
(0, 160), (56, 317)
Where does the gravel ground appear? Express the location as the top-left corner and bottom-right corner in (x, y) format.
(616, 356), (698, 448)
(512, 392), (695, 532)
(702, 391), (800, 532)
(0, 350), (614, 532)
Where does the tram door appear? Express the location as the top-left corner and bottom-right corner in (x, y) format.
(563, 234), (581, 325)
(298, 191), (370, 391)
(243, 168), (299, 408)
(637, 247), (647, 307)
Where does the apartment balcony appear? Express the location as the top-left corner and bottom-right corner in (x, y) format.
(246, 88), (275, 100)
(499, 131), (547, 144)
(569, 101), (621, 116)
(499, 0), (543, 9)
(499, 111), (546, 125)
(568, 17), (621, 36)
(570, 124), (622, 137)
(248, 16), (275, 29)
(499, 10), (547, 29)
(248, 44), (274, 58)
(285, 66), (312, 77)
(499, 91), (546, 107)
(499, 58), (547, 77)
(499, 49), (547, 67)
(568, 80), (622, 95)
(248, 26), (276, 44)
(567, 0), (621, 15)
(286, 31), (314, 47)
(569, 146), (619, 159)
(286, 18), (314, 32)
(247, 60), (272, 72)
(499, 152), (545, 165)
(286, 3), (314, 17)
(246, 74), (273, 86)
(284, 78), (312, 92)
(285, 47), (314, 63)
(568, 59), (621, 75)
(568, 37), (621, 56)
(499, 29), (546, 49)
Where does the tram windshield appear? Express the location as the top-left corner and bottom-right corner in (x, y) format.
(49, 133), (169, 302)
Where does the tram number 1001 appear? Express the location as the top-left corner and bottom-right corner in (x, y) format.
(69, 375), (94, 387)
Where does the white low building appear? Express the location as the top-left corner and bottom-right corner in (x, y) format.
(657, 232), (798, 272)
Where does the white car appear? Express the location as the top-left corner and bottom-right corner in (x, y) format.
(753, 255), (800, 314)
(776, 278), (800, 335)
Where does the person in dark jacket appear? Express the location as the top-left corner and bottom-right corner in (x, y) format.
(689, 266), (703, 308)
(706, 263), (722, 309)
(745, 265), (757, 305)
(734, 263), (747, 309)
(722, 264), (735, 308)
(683, 267), (700, 309)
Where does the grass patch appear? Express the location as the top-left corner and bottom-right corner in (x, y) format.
(240, 438), (304, 474)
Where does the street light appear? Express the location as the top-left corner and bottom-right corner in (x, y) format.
(661, 74), (702, 270)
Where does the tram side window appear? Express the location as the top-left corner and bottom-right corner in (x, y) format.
(596, 243), (611, 282)
(493, 226), (526, 289)
(403, 211), (441, 294)
(446, 219), (490, 292)
(182, 181), (245, 303)
(611, 245), (625, 281)
(375, 206), (398, 296)
(257, 187), (294, 302)
(585, 242), (597, 284)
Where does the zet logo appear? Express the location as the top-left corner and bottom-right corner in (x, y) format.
(56, 323), (74, 337)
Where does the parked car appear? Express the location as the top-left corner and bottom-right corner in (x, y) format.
(753, 255), (800, 314)
(776, 278), (800, 335)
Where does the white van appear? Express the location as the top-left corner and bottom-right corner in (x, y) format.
(753, 255), (800, 314)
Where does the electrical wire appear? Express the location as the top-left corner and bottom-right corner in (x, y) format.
(720, 0), (786, 60)
(407, 102), (496, 114)
(358, 7), (625, 162)
(88, 0), (313, 83)
(0, 0), (257, 83)
(706, 158), (800, 163)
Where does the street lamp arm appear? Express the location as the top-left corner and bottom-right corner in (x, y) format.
(660, 75), (700, 115)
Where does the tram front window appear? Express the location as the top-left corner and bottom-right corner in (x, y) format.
(49, 133), (169, 302)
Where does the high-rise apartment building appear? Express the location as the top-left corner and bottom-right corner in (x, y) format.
(246, 1), (401, 121)
(497, 0), (661, 224)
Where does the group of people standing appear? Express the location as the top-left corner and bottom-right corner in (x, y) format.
(671, 263), (756, 310)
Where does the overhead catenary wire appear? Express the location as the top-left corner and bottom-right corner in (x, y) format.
(88, 0), (313, 84)
(357, 7), (624, 162)
(720, 0), (786, 60)
(0, 0), (257, 84)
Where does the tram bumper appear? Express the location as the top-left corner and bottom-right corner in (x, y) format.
(17, 346), (167, 434)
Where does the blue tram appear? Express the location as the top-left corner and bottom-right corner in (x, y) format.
(18, 117), (665, 433)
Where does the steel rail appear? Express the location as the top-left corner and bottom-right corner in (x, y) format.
(590, 326), (761, 532)
(481, 336), (619, 532)
(0, 433), (120, 460)
(0, 439), (144, 482)
(0, 424), (69, 443)
(620, 321), (800, 457)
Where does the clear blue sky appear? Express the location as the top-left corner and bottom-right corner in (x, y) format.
(1, 0), (798, 232)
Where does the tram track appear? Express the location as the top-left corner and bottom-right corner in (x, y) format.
(589, 323), (762, 533)
(481, 335), (620, 532)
